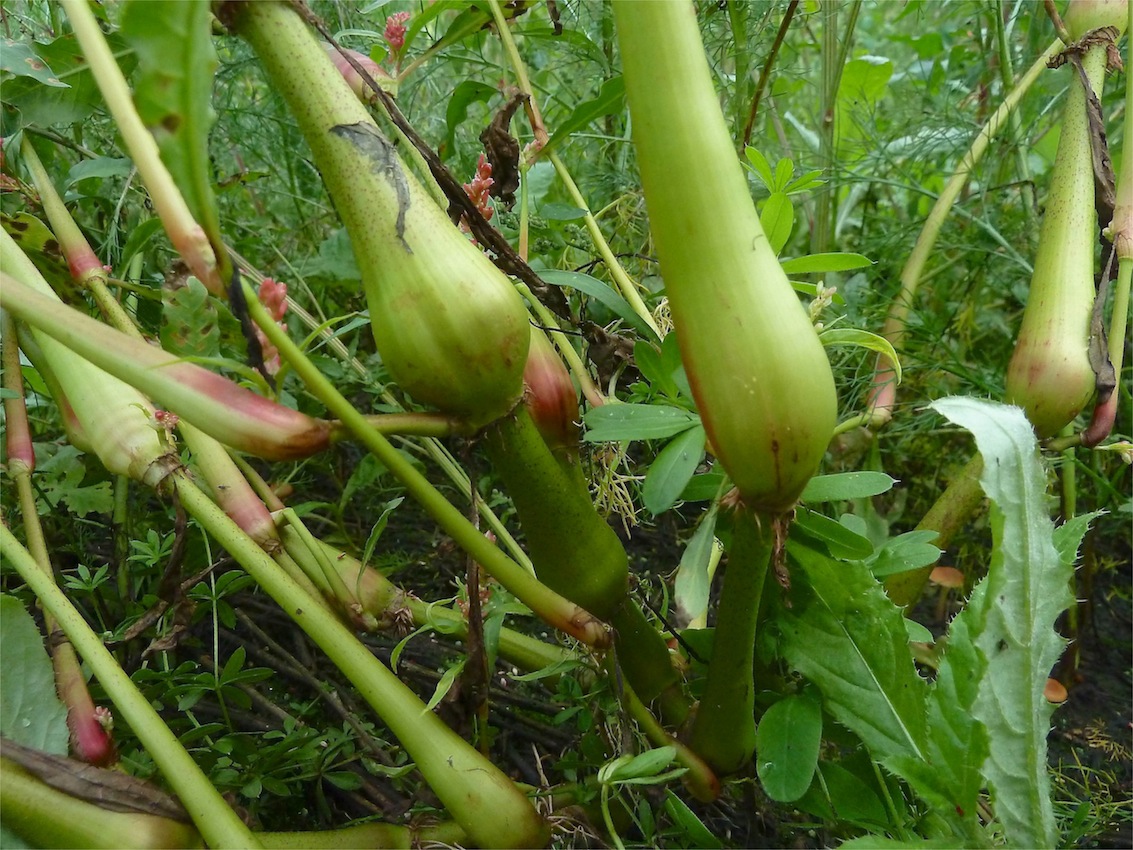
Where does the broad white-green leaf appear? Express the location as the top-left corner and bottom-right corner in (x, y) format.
(930, 397), (1070, 850)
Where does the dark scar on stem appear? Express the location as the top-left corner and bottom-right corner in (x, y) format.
(329, 122), (413, 254)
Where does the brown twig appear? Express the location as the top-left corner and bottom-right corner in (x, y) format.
(1043, 0), (1073, 44)
(741, 0), (799, 151)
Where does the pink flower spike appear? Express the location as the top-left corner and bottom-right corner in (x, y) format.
(255, 278), (289, 376)
(384, 12), (412, 55)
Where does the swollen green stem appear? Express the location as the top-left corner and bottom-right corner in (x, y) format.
(868, 40), (1062, 425)
(0, 527), (260, 849)
(687, 509), (776, 775)
(242, 279), (612, 649)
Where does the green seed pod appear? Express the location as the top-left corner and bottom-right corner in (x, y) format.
(614, 1), (836, 512)
(233, 2), (528, 428)
(1005, 37), (1111, 437)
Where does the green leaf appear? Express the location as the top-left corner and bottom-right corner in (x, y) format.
(121, 0), (222, 252)
(777, 542), (928, 764)
(929, 397), (1072, 850)
(779, 253), (873, 274)
(634, 340), (677, 398)
(323, 771), (364, 791)
(444, 80), (496, 157)
(599, 746), (677, 784)
(680, 472), (727, 502)
(756, 693), (823, 802)
(62, 157), (132, 192)
(820, 760), (888, 826)
(643, 425), (706, 515)
(674, 506), (720, 624)
(423, 658), (467, 713)
(539, 202), (589, 221)
(868, 530), (942, 578)
(539, 268), (657, 339)
(819, 328), (902, 384)
(544, 76), (625, 156)
(583, 403), (699, 442)
(801, 472), (896, 502)
(888, 603), (987, 841)
(664, 791), (724, 849)
(161, 277), (220, 359)
(793, 508), (874, 560)
(0, 39), (68, 86)
(0, 595), (68, 754)
(744, 146), (775, 190)
(402, 0), (472, 56)
(760, 191), (794, 254)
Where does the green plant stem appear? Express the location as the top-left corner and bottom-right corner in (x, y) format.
(0, 759), (205, 850)
(168, 476), (550, 849)
(885, 454), (986, 607)
(0, 526), (261, 849)
(59, 0), (225, 293)
(868, 39), (1062, 423)
(243, 279), (611, 648)
(687, 508), (775, 775)
(547, 150), (662, 337)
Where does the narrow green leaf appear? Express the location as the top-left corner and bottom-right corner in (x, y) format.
(402, 0), (471, 56)
(674, 505), (720, 624)
(423, 658), (467, 713)
(744, 146), (775, 190)
(603, 746), (676, 783)
(793, 508), (875, 560)
(664, 791), (724, 849)
(779, 252), (874, 274)
(680, 472), (727, 502)
(540, 268), (658, 338)
(121, 0), (222, 252)
(756, 693), (823, 802)
(582, 403), (699, 442)
(868, 530), (942, 578)
(544, 76), (626, 155)
(801, 471), (896, 502)
(929, 397), (1072, 850)
(777, 542), (928, 763)
(819, 328), (902, 384)
(539, 202), (589, 221)
(643, 425), (706, 514)
(760, 191), (794, 254)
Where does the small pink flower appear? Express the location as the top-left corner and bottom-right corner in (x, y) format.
(384, 12), (412, 55)
(460, 155), (495, 239)
(154, 409), (180, 431)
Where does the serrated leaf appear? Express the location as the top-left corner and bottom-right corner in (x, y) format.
(583, 403), (699, 442)
(540, 269), (657, 339)
(756, 693), (823, 802)
(801, 472), (896, 502)
(121, 0), (222, 251)
(929, 397), (1072, 849)
(779, 252), (873, 274)
(643, 425), (705, 515)
(819, 329), (902, 384)
(777, 542), (928, 763)
(888, 602), (987, 842)
(161, 277), (220, 359)
(0, 595), (69, 754)
(544, 76), (625, 156)
(760, 191), (794, 254)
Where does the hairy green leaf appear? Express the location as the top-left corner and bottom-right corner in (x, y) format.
(930, 397), (1071, 849)
(0, 595), (68, 754)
